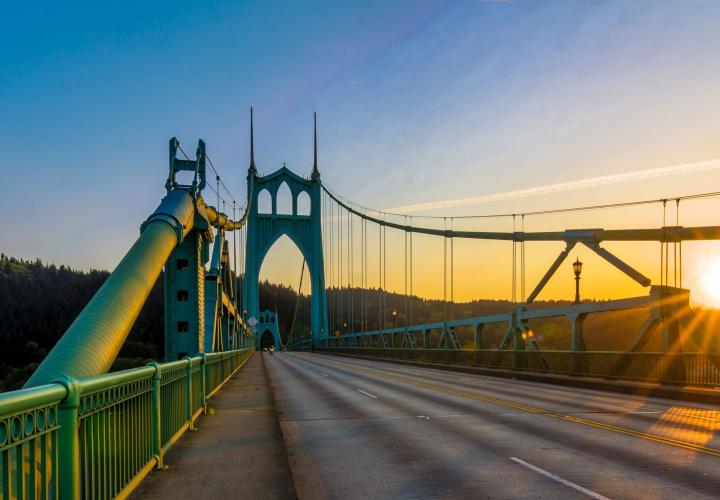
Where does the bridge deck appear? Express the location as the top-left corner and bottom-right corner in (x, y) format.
(267, 351), (720, 499)
(132, 353), (295, 499)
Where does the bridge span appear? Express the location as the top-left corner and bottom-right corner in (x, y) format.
(4, 122), (720, 498)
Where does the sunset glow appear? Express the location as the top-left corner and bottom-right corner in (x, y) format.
(696, 258), (720, 308)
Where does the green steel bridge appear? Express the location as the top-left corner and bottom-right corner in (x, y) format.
(4, 111), (720, 498)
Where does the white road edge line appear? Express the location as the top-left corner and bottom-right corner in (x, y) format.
(509, 457), (610, 500)
(356, 389), (377, 399)
(320, 372), (329, 377)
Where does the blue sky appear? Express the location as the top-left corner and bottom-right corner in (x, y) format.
(2, 0), (720, 300)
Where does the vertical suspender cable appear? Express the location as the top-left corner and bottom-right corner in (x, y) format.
(289, 261), (305, 345)
(332, 195), (336, 333)
(443, 217), (448, 331)
(239, 221), (244, 314)
(404, 216), (408, 330)
(409, 216), (413, 327)
(450, 217), (454, 321)
(659, 201), (664, 286)
(330, 192), (333, 334)
(233, 202), (238, 347)
(243, 222), (246, 311)
(336, 199), (339, 334)
(331, 197), (335, 333)
(322, 191), (326, 302)
(339, 203), (343, 333)
(350, 212), (354, 332)
(675, 198), (682, 288)
(674, 199), (679, 287)
(521, 215), (526, 302)
(363, 217), (367, 333)
(512, 215), (516, 304)
(348, 210), (351, 331)
(383, 223), (387, 335)
(324, 191), (327, 262)
(363, 219), (370, 332)
(325, 192), (329, 295)
(663, 199), (667, 286)
(360, 216), (364, 333)
(378, 225), (385, 331)
(327, 195), (330, 327)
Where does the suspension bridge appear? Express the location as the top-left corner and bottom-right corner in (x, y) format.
(3, 111), (720, 498)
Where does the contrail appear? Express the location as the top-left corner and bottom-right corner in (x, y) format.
(388, 157), (720, 213)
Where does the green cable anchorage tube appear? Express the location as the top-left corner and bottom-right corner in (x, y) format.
(25, 189), (196, 387)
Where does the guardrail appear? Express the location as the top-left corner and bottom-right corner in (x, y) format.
(284, 339), (313, 351)
(0, 348), (253, 499)
(318, 347), (720, 387)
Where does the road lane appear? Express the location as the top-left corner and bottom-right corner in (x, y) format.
(266, 352), (720, 499)
(302, 353), (720, 451)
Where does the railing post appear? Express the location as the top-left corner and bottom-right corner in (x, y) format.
(54, 376), (81, 499)
(183, 356), (195, 430)
(201, 353), (208, 414)
(148, 361), (163, 469)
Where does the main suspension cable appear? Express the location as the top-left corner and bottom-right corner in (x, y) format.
(321, 183), (720, 221)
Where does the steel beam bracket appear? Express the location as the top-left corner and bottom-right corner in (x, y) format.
(564, 228), (602, 243)
(660, 225), (684, 243)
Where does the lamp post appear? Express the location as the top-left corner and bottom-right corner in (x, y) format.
(573, 257), (583, 304)
(392, 308), (398, 329)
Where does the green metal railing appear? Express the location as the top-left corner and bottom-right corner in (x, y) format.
(318, 347), (720, 387)
(0, 384), (64, 500)
(0, 348), (253, 499)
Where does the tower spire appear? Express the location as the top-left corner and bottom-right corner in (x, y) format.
(311, 112), (320, 181)
(248, 106), (257, 176)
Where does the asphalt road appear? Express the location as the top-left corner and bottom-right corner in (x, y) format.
(265, 351), (720, 500)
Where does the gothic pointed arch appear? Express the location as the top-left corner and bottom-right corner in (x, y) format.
(276, 181), (293, 215)
(297, 190), (311, 216)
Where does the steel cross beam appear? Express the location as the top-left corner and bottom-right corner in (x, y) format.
(526, 240), (651, 304)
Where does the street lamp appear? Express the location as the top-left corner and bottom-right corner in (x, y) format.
(392, 308), (398, 329)
(573, 257), (583, 304)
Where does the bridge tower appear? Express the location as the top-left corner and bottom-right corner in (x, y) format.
(162, 138), (248, 360)
(243, 111), (329, 347)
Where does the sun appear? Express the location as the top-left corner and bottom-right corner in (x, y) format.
(697, 258), (720, 308)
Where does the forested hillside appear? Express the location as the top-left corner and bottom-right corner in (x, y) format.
(0, 255), (299, 390)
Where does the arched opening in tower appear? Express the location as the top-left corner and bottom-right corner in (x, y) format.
(259, 234), (312, 345)
(260, 329), (275, 350)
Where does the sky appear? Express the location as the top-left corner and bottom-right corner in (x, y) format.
(2, 0), (720, 305)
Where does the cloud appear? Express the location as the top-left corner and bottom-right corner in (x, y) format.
(387, 157), (720, 213)
(324, 80), (364, 91)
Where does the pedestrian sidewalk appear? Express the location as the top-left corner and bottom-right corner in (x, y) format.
(132, 353), (296, 499)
